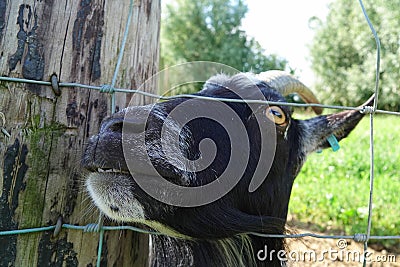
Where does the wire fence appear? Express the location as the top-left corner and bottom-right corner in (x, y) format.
(0, 0), (399, 266)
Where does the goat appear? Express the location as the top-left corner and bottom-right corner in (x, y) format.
(82, 71), (373, 266)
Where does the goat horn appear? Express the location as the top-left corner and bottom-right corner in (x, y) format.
(256, 70), (323, 115)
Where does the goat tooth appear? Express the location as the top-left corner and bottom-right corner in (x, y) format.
(96, 168), (123, 173)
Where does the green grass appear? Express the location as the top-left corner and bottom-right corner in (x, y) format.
(289, 115), (400, 248)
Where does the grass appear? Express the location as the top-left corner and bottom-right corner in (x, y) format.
(288, 115), (400, 249)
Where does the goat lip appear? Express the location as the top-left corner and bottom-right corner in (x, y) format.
(90, 168), (159, 178)
(92, 167), (130, 175)
(97, 168), (118, 173)
(87, 165), (182, 184)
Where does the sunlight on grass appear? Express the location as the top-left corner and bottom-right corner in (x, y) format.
(289, 115), (400, 248)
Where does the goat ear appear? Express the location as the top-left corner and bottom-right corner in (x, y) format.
(300, 95), (375, 155)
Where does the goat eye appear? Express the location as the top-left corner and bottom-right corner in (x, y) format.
(265, 106), (287, 126)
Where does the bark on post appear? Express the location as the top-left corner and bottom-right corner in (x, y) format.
(0, 0), (160, 266)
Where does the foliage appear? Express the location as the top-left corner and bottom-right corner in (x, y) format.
(309, 0), (400, 111)
(161, 0), (287, 93)
(289, 115), (400, 248)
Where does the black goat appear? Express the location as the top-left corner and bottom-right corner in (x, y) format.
(82, 71), (373, 266)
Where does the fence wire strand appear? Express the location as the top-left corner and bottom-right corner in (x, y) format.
(1, 223), (400, 240)
(0, 0), (399, 266)
(357, 0), (382, 265)
(1, 75), (400, 116)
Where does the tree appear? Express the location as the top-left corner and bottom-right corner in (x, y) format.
(0, 0), (160, 266)
(161, 0), (287, 93)
(310, 0), (400, 110)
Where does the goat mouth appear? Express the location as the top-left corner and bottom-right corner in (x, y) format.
(89, 166), (183, 185)
(96, 168), (130, 175)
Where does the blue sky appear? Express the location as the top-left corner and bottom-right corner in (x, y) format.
(241, 0), (332, 85)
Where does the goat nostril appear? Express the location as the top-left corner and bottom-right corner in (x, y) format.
(107, 120), (146, 134)
(108, 122), (123, 133)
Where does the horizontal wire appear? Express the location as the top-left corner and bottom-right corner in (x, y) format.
(1, 76), (399, 116)
(0, 225), (56, 235)
(1, 224), (399, 241)
(249, 232), (400, 240)
(64, 224), (162, 235)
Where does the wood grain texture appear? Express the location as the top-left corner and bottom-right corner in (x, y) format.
(0, 0), (160, 266)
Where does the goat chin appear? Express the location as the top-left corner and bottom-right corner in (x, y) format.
(85, 172), (191, 239)
(85, 172), (145, 222)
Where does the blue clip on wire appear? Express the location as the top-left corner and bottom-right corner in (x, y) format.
(316, 134), (340, 153)
(327, 134), (340, 152)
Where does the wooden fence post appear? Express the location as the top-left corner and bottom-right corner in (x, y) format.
(0, 0), (160, 265)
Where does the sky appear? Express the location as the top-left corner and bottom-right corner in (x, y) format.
(241, 0), (332, 86)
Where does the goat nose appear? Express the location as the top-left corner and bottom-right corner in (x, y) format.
(102, 116), (147, 134)
(124, 117), (147, 134)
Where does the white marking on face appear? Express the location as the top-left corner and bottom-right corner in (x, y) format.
(86, 173), (145, 222)
(86, 172), (191, 238)
(283, 120), (291, 140)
